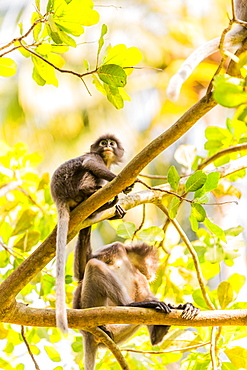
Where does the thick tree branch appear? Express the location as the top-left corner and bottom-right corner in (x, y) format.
(2, 302), (247, 328)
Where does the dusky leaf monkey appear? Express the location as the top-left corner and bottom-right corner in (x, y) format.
(73, 235), (199, 370)
(51, 134), (133, 332)
(167, 0), (247, 101)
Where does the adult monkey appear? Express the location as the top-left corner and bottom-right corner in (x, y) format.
(51, 134), (132, 332)
(73, 236), (199, 370)
(167, 0), (247, 101)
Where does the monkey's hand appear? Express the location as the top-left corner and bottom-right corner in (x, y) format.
(122, 183), (135, 195)
(109, 204), (126, 220)
(168, 303), (200, 320)
(127, 300), (171, 314)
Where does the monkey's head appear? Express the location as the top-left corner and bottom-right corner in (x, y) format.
(90, 134), (124, 166)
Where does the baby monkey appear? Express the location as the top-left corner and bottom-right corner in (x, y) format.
(73, 239), (199, 370)
(51, 134), (131, 332)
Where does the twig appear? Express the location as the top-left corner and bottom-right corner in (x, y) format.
(210, 326), (218, 370)
(122, 340), (211, 354)
(131, 204), (146, 240)
(21, 326), (40, 370)
(155, 201), (215, 310)
(86, 326), (129, 370)
(198, 143), (247, 170)
(0, 181), (22, 198)
(17, 187), (44, 212)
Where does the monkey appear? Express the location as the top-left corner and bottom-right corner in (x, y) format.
(167, 0), (247, 101)
(50, 134), (133, 332)
(73, 236), (200, 370)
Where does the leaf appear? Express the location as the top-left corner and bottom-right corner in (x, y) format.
(167, 165), (180, 191)
(0, 57), (17, 77)
(97, 64), (127, 87)
(168, 197), (181, 219)
(205, 244), (225, 263)
(31, 56), (58, 86)
(204, 218), (226, 242)
(44, 346), (61, 362)
(191, 203), (206, 222)
(12, 209), (37, 236)
(225, 347), (247, 368)
(189, 214), (198, 232)
(97, 24), (107, 60)
(225, 226), (244, 236)
(228, 273), (246, 294)
(117, 222), (136, 239)
(137, 226), (164, 243)
(174, 144), (197, 169)
(104, 84), (124, 109)
(217, 281), (234, 308)
(192, 289), (210, 310)
(103, 44), (142, 67)
(213, 74), (247, 108)
(14, 230), (40, 252)
(185, 171), (207, 192)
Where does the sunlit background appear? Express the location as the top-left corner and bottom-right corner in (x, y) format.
(1, 0), (246, 368)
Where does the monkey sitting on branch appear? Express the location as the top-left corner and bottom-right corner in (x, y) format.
(73, 235), (199, 370)
(167, 0), (247, 101)
(50, 134), (133, 332)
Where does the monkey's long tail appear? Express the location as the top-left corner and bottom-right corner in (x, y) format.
(56, 204), (70, 333)
(166, 26), (247, 101)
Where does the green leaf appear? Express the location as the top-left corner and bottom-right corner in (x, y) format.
(192, 289), (210, 310)
(168, 197), (181, 219)
(12, 209), (37, 236)
(167, 165), (180, 191)
(222, 362), (238, 370)
(185, 171), (207, 192)
(191, 203), (206, 222)
(213, 74), (247, 108)
(104, 84), (124, 109)
(117, 222), (136, 239)
(189, 214), (198, 232)
(98, 64), (127, 87)
(138, 226), (164, 243)
(0, 251), (9, 268)
(205, 244), (225, 263)
(225, 226), (244, 236)
(217, 281), (234, 308)
(228, 273), (246, 294)
(0, 58), (17, 77)
(225, 347), (247, 368)
(31, 55), (58, 86)
(97, 24), (107, 60)
(204, 218), (226, 242)
(14, 230), (40, 252)
(103, 44), (142, 68)
(44, 346), (61, 362)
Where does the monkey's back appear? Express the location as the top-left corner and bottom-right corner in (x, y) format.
(50, 154), (90, 205)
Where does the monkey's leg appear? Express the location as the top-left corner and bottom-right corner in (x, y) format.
(168, 303), (200, 320)
(127, 300), (171, 346)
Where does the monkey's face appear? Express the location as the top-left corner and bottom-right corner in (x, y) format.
(90, 134), (124, 165)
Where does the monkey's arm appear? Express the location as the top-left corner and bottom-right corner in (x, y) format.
(126, 300), (171, 313)
(83, 158), (116, 181)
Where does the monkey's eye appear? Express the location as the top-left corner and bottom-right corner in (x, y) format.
(99, 140), (108, 147)
(109, 141), (117, 147)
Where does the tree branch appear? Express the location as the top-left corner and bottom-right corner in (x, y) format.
(2, 302), (247, 328)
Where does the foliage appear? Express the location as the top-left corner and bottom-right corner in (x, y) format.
(0, 0), (142, 109)
(0, 0), (247, 370)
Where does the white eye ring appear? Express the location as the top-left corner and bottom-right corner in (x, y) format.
(109, 141), (117, 147)
(99, 140), (108, 147)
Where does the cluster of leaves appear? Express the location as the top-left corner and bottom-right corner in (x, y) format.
(0, 0), (142, 109)
(213, 51), (247, 108)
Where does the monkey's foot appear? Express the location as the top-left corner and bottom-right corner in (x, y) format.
(123, 183), (135, 194)
(168, 303), (200, 320)
(109, 204), (126, 220)
(127, 300), (171, 314)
